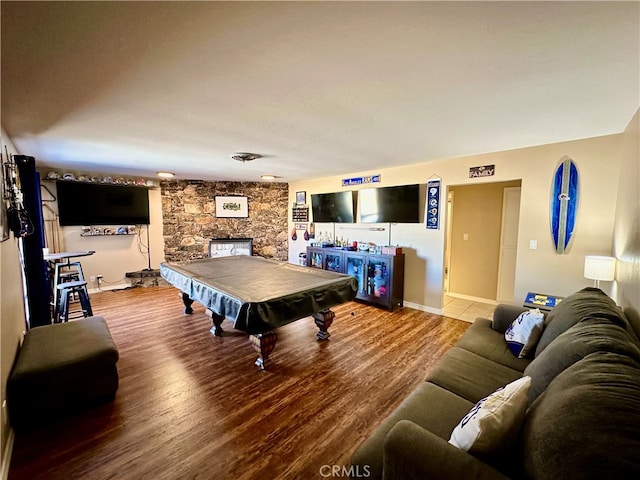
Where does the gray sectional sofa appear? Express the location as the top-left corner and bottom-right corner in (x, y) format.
(350, 287), (640, 479)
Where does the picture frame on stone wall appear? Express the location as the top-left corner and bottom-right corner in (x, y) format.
(215, 195), (249, 218)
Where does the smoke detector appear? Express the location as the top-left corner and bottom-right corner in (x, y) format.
(230, 152), (261, 163)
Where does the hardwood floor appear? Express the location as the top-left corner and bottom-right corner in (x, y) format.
(8, 286), (469, 480)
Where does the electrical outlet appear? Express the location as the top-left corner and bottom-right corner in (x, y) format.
(90, 276), (96, 282)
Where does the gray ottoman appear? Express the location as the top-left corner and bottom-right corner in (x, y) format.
(7, 316), (119, 432)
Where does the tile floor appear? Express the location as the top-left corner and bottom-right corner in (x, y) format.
(443, 294), (496, 323)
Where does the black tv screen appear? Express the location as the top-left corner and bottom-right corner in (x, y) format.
(359, 184), (421, 223)
(311, 191), (356, 223)
(56, 181), (150, 226)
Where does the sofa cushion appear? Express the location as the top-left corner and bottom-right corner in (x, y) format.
(456, 319), (531, 372)
(491, 304), (531, 334)
(504, 309), (544, 358)
(524, 315), (640, 405)
(449, 376), (530, 454)
(351, 382), (474, 480)
(425, 347), (523, 403)
(383, 421), (511, 480)
(624, 306), (640, 342)
(535, 287), (628, 356)
(521, 352), (640, 479)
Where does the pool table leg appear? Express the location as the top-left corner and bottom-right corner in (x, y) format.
(181, 293), (194, 314)
(313, 309), (335, 340)
(250, 332), (277, 370)
(209, 312), (225, 337)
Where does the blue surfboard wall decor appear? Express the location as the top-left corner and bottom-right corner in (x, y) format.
(550, 157), (579, 254)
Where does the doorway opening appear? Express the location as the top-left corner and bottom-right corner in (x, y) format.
(443, 180), (522, 321)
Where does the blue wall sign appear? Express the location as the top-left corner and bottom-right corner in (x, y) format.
(426, 178), (441, 229)
(342, 174), (381, 187)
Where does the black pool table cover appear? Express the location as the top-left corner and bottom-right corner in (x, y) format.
(160, 256), (358, 334)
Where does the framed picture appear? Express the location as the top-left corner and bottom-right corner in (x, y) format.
(215, 196), (248, 218)
(296, 191), (306, 205)
(209, 238), (253, 257)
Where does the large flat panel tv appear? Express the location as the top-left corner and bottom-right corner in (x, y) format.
(359, 184), (421, 223)
(311, 191), (356, 223)
(56, 181), (150, 226)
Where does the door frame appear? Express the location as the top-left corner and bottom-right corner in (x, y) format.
(444, 190), (454, 293)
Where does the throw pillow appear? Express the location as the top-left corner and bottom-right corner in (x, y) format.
(449, 376), (531, 455)
(505, 309), (545, 358)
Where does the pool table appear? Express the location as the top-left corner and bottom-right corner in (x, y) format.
(160, 255), (358, 368)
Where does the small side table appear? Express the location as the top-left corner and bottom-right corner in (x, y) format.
(523, 292), (564, 312)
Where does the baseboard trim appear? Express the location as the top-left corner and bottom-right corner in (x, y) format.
(403, 301), (443, 315)
(1, 428), (14, 480)
(88, 283), (131, 295)
(445, 292), (498, 305)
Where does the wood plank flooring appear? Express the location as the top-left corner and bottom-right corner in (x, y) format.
(8, 286), (469, 480)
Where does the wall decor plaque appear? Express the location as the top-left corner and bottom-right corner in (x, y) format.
(215, 196), (248, 218)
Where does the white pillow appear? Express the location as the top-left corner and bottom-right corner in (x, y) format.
(449, 376), (531, 454)
(505, 308), (545, 358)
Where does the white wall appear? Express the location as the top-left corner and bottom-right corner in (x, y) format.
(289, 133), (623, 313)
(40, 180), (165, 291)
(613, 108), (640, 312)
(0, 127), (27, 476)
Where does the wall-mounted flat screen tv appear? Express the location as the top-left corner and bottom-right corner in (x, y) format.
(311, 191), (356, 223)
(359, 184), (421, 223)
(56, 181), (151, 226)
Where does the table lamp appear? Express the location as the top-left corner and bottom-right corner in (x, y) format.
(583, 255), (616, 287)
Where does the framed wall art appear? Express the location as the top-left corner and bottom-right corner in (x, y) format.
(208, 238), (253, 257)
(215, 196), (248, 218)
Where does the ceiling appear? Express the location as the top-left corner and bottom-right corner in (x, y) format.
(2, 1), (638, 183)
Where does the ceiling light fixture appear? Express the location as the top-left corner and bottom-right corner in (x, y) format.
(261, 174), (277, 181)
(231, 152), (262, 163)
(156, 171), (175, 178)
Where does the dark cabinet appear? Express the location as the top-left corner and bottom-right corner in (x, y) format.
(344, 253), (367, 298)
(324, 251), (343, 273)
(307, 247), (404, 311)
(308, 249), (342, 272)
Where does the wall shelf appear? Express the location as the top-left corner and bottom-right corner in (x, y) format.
(80, 226), (138, 236)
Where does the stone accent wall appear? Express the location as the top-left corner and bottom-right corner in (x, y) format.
(161, 180), (289, 262)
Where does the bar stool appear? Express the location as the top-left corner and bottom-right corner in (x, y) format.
(53, 260), (86, 284)
(52, 261), (86, 320)
(56, 280), (93, 323)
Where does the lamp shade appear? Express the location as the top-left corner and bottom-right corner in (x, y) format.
(584, 255), (616, 282)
